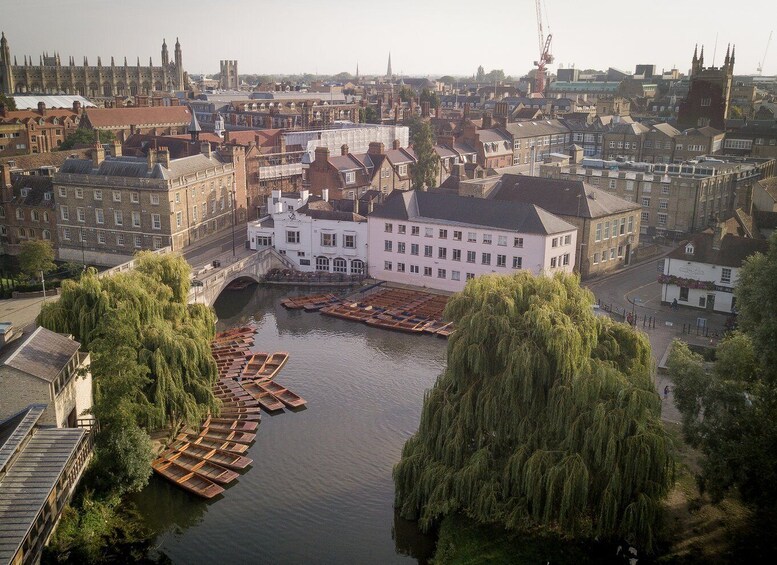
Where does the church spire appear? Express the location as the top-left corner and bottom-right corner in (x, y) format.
(386, 52), (392, 79)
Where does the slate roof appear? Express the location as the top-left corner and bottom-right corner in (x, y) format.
(0, 149), (91, 171)
(491, 175), (640, 219)
(758, 177), (777, 201)
(370, 189), (575, 235)
(0, 407), (84, 565)
(296, 199), (367, 222)
(10, 175), (54, 207)
(650, 123), (681, 137)
(84, 106), (193, 129)
(0, 327), (79, 383)
(58, 153), (227, 180)
(667, 231), (768, 268)
(501, 119), (570, 138)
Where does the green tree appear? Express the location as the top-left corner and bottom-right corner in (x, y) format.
(410, 121), (439, 191)
(394, 273), (673, 550)
(476, 65), (485, 82)
(18, 239), (56, 281)
(398, 86), (414, 103)
(438, 76), (456, 85)
(484, 69), (506, 83)
(669, 233), (777, 509)
(0, 92), (17, 111)
(419, 88), (440, 109)
(60, 127), (115, 151)
(360, 105), (380, 124)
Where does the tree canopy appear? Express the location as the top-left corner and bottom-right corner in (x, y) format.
(410, 121), (439, 191)
(398, 86), (414, 103)
(0, 93), (17, 111)
(394, 272), (673, 550)
(60, 127), (115, 151)
(420, 88), (440, 109)
(669, 233), (777, 509)
(476, 66), (485, 82)
(18, 239), (56, 280)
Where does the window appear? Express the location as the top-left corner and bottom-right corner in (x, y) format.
(131, 192), (139, 203)
(641, 197), (651, 207)
(151, 193), (160, 205)
(93, 208), (103, 224)
(176, 211), (182, 228)
(679, 287), (689, 301)
(698, 296), (707, 307)
(552, 237), (558, 248)
(411, 226), (420, 236)
(396, 262), (405, 273)
(603, 222), (610, 239)
(399, 164), (408, 175)
(15, 209), (24, 221)
(628, 216), (634, 233)
(641, 211), (649, 222)
(113, 191), (121, 202)
(512, 256), (522, 269)
(497, 254), (506, 267)
(175, 192), (181, 204)
(425, 227), (433, 237)
(132, 211), (141, 227)
(134, 235), (142, 248)
(466, 273), (475, 280)
(551, 257), (557, 268)
(43, 211), (49, 222)
(411, 243), (419, 255)
(345, 172), (355, 184)
(453, 231), (462, 241)
(343, 234), (356, 248)
(482, 234), (492, 245)
(435, 247), (446, 260)
(287, 230), (300, 244)
(424, 266), (432, 277)
(385, 222), (393, 233)
(59, 187), (67, 198)
(75, 187), (83, 199)
(595, 223), (602, 241)
(384, 240), (393, 252)
(609, 179), (616, 189)
(563, 253), (570, 266)
(481, 252), (491, 265)
(467, 232), (477, 243)
(434, 268), (445, 279)
(466, 251), (476, 263)
(657, 213), (667, 226)
(410, 265), (419, 274)
(63, 227), (71, 240)
(610, 248), (616, 260)
(351, 259), (365, 275)
(397, 242), (406, 254)
(114, 210), (123, 226)
(658, 199), (669, 210)
(662, 185), (670, 196)
(18, 227), (26, 238)
(76, 207), (85, 222)
(42, 229), (50, 240)
(60, 206), (69, 221)
(439, 229), (448, 239)
(316, 256), (330, 271)
(424, 245), (433, 257)
(92, 189), (102, 201)
(514, 237), (524, 248)
(152, 213), (161, 230)
(497, 235), (507, 247)
(452, 249), (461, 261)
(619, 218), (625, 235)
(701, 97), (711, 107)
(153, 236), (163, 249)
(97, 231), (106, 245)
(721, 268), (732, 284)
(593, 252), (600, 264)
(398, 225), (406, 234)
(451, 271), (460, 281)
(564, 234), (572, 245)
(330, 257), (346, 273)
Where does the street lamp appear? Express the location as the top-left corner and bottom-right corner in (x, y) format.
(80, 227), (86, 270)
(231, 180), (237, 257)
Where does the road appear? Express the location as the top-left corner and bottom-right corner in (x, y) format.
(183, 228), (248, 269)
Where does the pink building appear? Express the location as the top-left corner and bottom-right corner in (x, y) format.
(367, 190), (577, 292)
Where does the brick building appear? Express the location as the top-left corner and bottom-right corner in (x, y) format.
(677, 44), (734, 129)
(81, 105), (194, 142)
(0, 101), (81, 156)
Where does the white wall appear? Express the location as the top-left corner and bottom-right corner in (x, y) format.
(662, 256), (738, 313)
(367, 217), (575, 292)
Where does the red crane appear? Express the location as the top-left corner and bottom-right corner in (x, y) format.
(533, 0), (554, 96)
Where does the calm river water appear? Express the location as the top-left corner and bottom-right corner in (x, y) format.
(133, 284), (446, 564)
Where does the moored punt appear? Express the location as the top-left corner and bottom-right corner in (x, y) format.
(273, 387), (307, 409)
(179, 433), (249, 454)
(152, 458), (225, 499)
(160, 450), (240, 484)
(240, 380), (285, 412)
(257, 380), (288, 397)
(281, 293), (337, 310)
(214, 325), (256, 338)
(255, 352), (289, 380)
(216, 405), (262, 416)
(242, 353), (269, 377)
(169, 440), (253, 470)
(218, 398), (261, 408)
(435, 323), (454, 338)
(201, 416), (258, 432)
(199, 427), (256, 444)
(213, 410), (261, 422)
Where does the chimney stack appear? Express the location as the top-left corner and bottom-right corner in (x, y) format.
(111, 140), (122, 157)
(72, 100), (82, 114)
(201, 141), (211, 158)
(91, 131), (105, 167)
(37, 101), (46, 115)
(368, 142), (385, 156)
(712, 221), (725, 250)
(0, 164), (12, 190)
(341, 144), (349, 156)
(392, 139), (400, 150)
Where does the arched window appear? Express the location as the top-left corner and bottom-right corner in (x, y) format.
(42, 229), (51, 240)
(332, 258), (347, 273)
(18, 227), (26, 238)
(350, 259), (365, 275)
(315, 256), (330, 271)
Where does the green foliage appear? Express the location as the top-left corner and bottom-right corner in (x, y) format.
(484, 69), (506, 83)
(60, 127), (115, 151)
(410, 121), (440, 191)
(91, 425), (155, 495)
(398, 86), (414, 103)
(438, 76), (456, 85)
(361, 105), (380, 124)
(0, 92), (16, 111)
(394, 273), (673, 551)
(420, 88), (440, 109)
(18, 239), (56, 280)
(37, 253), (218, 496)
(476, 66), (485, 82)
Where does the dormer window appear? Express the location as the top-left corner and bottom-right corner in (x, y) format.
(685, 243), (694, 255)
(345, 171), (355, 184)
(21, 188), (29, 197)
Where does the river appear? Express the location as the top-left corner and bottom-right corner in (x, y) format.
(133, 284), (446, 564)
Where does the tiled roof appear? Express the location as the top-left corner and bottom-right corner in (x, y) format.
(491, 175), (640, 219)
(0, 149), (91, 171)
(666, 231), (768, 268)
(502, 119), (570, 138)
(0, 327), (80, 383)
(85, 106), (193, 129)
(370, 189), (575, 235)
(757, 177), (777, 201)
(650, 123), (681, 137)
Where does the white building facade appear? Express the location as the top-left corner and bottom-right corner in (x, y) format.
(367, 190), (577, 292)
(248, 189), (368, 274)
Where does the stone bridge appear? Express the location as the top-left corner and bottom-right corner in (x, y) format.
(188, 247), (293, 306)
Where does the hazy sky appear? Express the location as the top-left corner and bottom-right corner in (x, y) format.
(1, 0), (775, 77)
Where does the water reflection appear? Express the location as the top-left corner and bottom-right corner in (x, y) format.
(393, 509), (437, 564)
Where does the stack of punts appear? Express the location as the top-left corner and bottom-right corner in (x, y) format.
(254, 352), (289, 380)
(256, 380), (306, 409)
(152, 459), (225, 499)
(281, 293), (340, 311)
(168, 439), (253, 470)
(239, 380), (285, 412)
(202, 416), (258, 432)
(242, 353), (269, 377)
(177, 433), (249, 454)
(198, 426), (256, 445)
(159, 449), (240, 484)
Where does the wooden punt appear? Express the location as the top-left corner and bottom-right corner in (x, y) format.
(216, 406), (262, 416)
(213, 410), (261, 422)
(199, 427), (256, 444)
(255, 352), (289, 380)
(272, 387), (307, 409)
(152, 458), (224, 499)
(178, 433), (249, 454)
(202, 416), (258, 432)
(215, 325), (256, 338)
(161, 450), (239, 484)
(242, 353), (269, 377)
(239, 380), (285, 412)
(218, 398), (261, 408)
(169, 440), (253, 470)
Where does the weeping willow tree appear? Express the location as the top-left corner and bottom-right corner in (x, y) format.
(394, 272), (673, 550)
(36, 253), (218, 495)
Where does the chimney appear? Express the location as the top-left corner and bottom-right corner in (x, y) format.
(157, 147), (171, 169)
(421, 101), (430, 116)
(147, 149), (156, 170)
(712, 221), (725, 250)
(0, 164), (12, 190)
(91, 132), (105, 167)
(170, 97), (180, 106)
(341, 144), (349, 156)
(201, 141), (211, 158)
(435, 105), (441, 119)
(111, 140), (122, 157)
(368, 142), (385, 156)
(314, 146), (330, 166)
(482, 112), (492, 129)
(114, 95), (123, 108)
(37, 101), (46, 115)
(392, 139), (400, 150)
(322, 188), (329, 202)
(72, 100), (82, 114)
(463, 102), (470, 119)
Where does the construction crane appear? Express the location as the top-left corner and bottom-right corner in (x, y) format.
(757, 31), (772, 75)
(533, 0), (554, 96)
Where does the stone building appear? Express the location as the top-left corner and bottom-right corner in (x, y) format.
(220, 60), (239, 90)
(0, 34), (185, 96)
(0, 166), (58, 254)
(81, 105), (194, 142)
(52, 142), (246, 265)
(677, 44), (734, 130)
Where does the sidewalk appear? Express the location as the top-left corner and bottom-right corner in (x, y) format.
(0, 294), (58, 331)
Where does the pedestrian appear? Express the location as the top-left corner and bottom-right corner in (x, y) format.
(663, 385), (670, 400)
(672, 298), (678, 311)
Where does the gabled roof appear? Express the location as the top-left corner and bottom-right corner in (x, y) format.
(10, 175), (54, 207)
(491, 175), (640, 219)
(84, 106), (193, 129)
(370, 189), (575, 235)
(667, 231), (768, 268)
(0, 327), (80, 383)
(650, 123), (681, 137)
